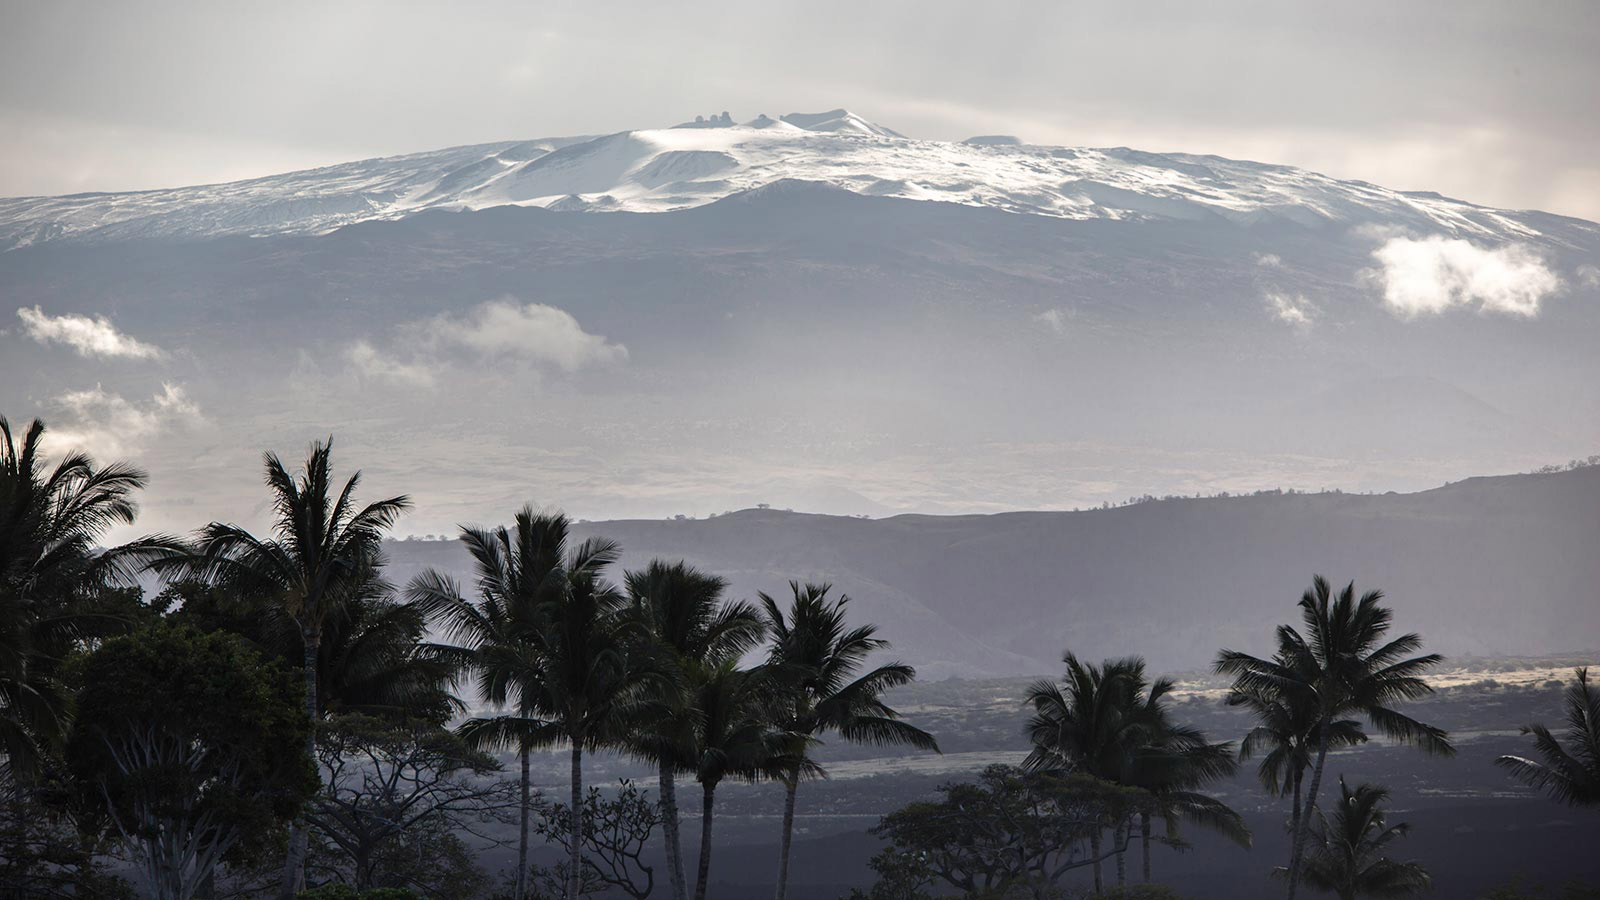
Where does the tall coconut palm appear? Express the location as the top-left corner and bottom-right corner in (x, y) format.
(1121, 686), (1249, 882)
(408, 507), (604, 900)
(762, 582), (938, 900)
(1216, 576), (1454, 900)
(1024, 653), (1151, 893)
(1, 417), (171, 779)
(1496, 667), (1600, 807)
(625, 560), (765, 900)
(148, 439), (408, 900)
(1230, 662), (1367, 866)
(452, 533), (652, 900)
(686, 660), (803, 900)
(1289, 778), (1431, 900)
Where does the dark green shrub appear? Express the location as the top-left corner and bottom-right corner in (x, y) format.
(299, 886), (425, 900)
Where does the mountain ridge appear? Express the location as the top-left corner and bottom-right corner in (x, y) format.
(5, 108), (1596, 251)
(381, 464), (1600, 679)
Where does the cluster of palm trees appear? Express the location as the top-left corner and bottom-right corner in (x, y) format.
(408, 514), (938, 900)
(1022, 654), (1248, 892)
(2, 419), (937, 900)
(1216, 577), (1456, 900)
(1017, 578), (1480, 900)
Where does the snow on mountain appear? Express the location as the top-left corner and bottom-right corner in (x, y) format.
(2, 108), (1595, 251)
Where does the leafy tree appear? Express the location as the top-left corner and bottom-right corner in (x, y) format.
(841, 847), (935, 900)
(867, 764), (1145, 899)
(531, 780), (662, 900)
(761, 582), (937, 900)
(150, 439), (409, 900)
(1496, 667), (1600, 807)
(0, 757), (137, 900)
(624, 559), (764, 900)
(408, 507), (594, 900)
(67, 624), (316, 900)
(1216, 577), (1453, 900)
(1288, 779), (1430, 900)
(305, 715), (515, 893)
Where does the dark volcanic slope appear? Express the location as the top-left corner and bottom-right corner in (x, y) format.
(385, 465), (1600, 678)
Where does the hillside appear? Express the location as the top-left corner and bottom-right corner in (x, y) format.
(383, 465), (1600, 679)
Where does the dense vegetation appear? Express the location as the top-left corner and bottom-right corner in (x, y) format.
(1, 416), (1594, 900)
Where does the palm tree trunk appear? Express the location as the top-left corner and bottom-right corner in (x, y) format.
(1288, 729), (1331, 900)
(1115, 818), (1127, 885)
(276, 632), (319, 900)
(774, 777), (798, 900)
(1140, 812), (1152, 882)
(660, 760), (687, 900)
(516, 742), (531, 900)
(1090, 828), (1103, 895)
(1289, 765), (1304, 861)
(569, 743), (584, 900)
(694, 781), (716, 900)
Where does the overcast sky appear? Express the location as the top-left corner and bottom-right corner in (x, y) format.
(2, 0), (1598, 220)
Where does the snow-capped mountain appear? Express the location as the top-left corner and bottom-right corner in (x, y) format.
(3, 105), (1598, 575)
(3, 108), (1594, 251)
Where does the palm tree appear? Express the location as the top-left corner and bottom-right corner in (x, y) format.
(1496, 667), (1600, 807)
(1024, 654), (1246, 890)
(148, 438), (408, 900)
(1216, 576), (1454, 900)
(1289, 778), (1430, 900)
(314, 593), (462, 723)
(1024, 653), (1149, 892)
(625, 560), (765, 900)
(457, 533), (652, 900)
(686, 660), (801, 900)
(1, 417), (170, 778)
(762, 582), (938, 900)
(408, 507), (601, 900)
(1230, 659), (1367, 867)
(1122, 683), (1249, 883)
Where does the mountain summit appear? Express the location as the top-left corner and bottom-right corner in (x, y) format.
(3, 108), (1595, 251)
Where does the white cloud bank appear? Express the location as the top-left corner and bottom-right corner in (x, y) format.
(348, 299), (626, 387)
(43, 383), (202, 457)
(16, 306), (164, 359)
(1367, 237), (1562, 318)
(424, 300), (628, 370)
